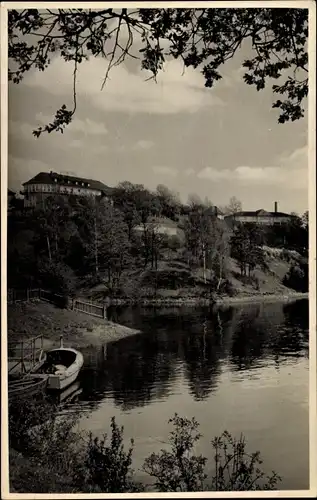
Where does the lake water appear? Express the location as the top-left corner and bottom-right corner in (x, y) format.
(64, 299), (309, 490)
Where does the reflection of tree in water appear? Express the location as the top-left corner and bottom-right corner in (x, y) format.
(80, 301), (309, 409)
(229, 305), (270, 371)
(283, 299), (309, 333)
(181, 308), (235, 401)
(82, 320), (181, 411)
(270, 300), (309, 359)
(229, 301), (309, 370)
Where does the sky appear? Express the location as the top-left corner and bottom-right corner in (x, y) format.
(8, 13), (309, 215)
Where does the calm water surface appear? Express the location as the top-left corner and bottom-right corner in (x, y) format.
(65, 299), (309, 490)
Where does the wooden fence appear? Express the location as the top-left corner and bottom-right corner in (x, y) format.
(72, 299), (106, 319)
(8, 333), (44, 375)
(7, 288), (107, 320)
(7, 288), (41, 304)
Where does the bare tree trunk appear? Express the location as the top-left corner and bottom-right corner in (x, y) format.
(216, 256), (223, 291)
(94, 216), (99, 275)
(202, 244), (206, 284)
(46, 235), (52, 263)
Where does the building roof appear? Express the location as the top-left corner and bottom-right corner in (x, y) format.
(225, 209), (294, 218)
(23, 171), (114, 195)
(148, 216), (179, 227)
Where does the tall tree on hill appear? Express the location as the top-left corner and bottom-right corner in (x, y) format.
(156, 184), (181, 220)
(184, 204), (229, 287)
(112, 182), (160, 239)
(230, 223), (265, 277)
(9, 8), (308, 136)
(206, 220), (230, 291)
(222, 196), (243, 216)
(112, 182), (141, 240)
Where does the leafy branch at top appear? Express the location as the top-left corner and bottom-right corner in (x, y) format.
(8, 7), (309, 135)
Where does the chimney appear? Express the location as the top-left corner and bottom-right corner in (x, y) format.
(274, 201), (278, 213)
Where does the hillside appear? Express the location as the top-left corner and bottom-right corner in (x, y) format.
(79, 246), (306, 304)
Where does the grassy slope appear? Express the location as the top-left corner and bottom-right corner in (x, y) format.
(81, 247), (302, 302)
(7, 301), (140, 348)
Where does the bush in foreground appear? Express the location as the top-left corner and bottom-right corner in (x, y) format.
(9, 400), (281, 493)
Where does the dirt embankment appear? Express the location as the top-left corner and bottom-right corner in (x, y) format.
(7, 301), (140, 350)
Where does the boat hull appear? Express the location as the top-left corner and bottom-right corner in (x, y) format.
(47, 367), (81, 391)
(29, 348), (84, 392)
(9, 376), (48, 402)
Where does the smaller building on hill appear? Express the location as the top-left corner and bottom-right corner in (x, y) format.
(133, 216), (183, 238)
(224, 202), (295, 227)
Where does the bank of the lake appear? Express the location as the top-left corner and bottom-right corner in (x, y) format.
(7, 301), (141, 350)
(99, 291), (309, 307)
(213, 291), (309, 306)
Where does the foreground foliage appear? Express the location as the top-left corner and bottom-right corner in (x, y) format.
(9, 398), (281, 493)
(8, 8), (308, 135)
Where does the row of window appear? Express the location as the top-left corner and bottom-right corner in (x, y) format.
(53, 178), (90, 188)
(26, 184), (100, 195)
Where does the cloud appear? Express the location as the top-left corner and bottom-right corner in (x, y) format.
(197, 146), (308, 191)
(35, 113), (108, 135)
(152, 166), (178, 177)
(8, 154), (51, 190)
(184, 168), (195, 177)
(9, 120), (36, 140)
(69, 139), (82, 149)
(134, 139), (154, 150)
(198, 167), (232, 181)
(23, 56), (224, 115)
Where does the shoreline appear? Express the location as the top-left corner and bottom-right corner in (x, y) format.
(7, 290), (308, 354)
(213, 292), (309, 306)
(7, 301), (141, 351)
(106, 292), (309, 307)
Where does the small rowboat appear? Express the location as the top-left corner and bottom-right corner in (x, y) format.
(29, 337), (84, 391)
(8, 375), (49, 402)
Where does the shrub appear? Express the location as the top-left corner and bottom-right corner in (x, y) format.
(143, 414), (207, 492)
(9, 400), (281, 494)
(211, 431), (281, 490)
(83, 417), (143, 493)
(283, 263), (308, 292)
(39, 261), (78, 300)
(218, 279), (237, 297)
(143, 414), (280, 492)
(9, 395), (85, 493)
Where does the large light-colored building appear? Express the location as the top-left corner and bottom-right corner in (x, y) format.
(21, 171), (114, 208)
(224, 202), (295, 227)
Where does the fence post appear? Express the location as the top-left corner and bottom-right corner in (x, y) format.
(72, 299), (75, 310)
(103, 305), (107, 319)
(39, 288), (41, 300)
(26, 289), (29, 302)
(21, 339), (24, 374)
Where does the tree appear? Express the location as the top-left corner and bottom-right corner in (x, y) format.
(230, 223), (265, 277)
(92, 200), (132, 291)
(8, 8), (308, 136)
(184, 204), (229, 289)
(301, 210), (308, 230)
(156, 184), (181, 220)
(222, 196), (243, 216)
(206, 219), (230, 291)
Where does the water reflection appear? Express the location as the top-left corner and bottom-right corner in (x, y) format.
(77, 300), (309, 412)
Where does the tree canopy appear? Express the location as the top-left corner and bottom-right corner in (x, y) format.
(8, 7), (308, 136)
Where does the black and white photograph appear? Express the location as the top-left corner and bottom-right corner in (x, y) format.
(1, 1), (316, 497)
